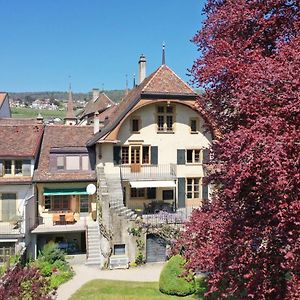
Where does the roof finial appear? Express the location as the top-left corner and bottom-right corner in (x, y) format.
(162, 42), (166, 65)
(68, 75), (72, 91)
(101, 83), (104, 92)
(133, 73), (136, 88)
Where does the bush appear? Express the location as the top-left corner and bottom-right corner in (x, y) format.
(0, 264), (55, 300)
(39, 242), (66, 264)
(159, 254), (196, 296)
(195, 275), (208, 297)
(50, 270), (73, 289)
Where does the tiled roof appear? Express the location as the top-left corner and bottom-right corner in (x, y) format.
(87, 64), (198, 146)
(0, 177), (33, 185)
(98, 104), (118, 123)
(0, 120), (44, 158)
(0, 92), (8, 109)
(34, 125), (96, 182)
(79, 93), (115, 119)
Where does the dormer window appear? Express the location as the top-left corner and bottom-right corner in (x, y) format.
(54, 154), (90, 171)
(1, 160), (31, 176)
(157, 104), (175, 133)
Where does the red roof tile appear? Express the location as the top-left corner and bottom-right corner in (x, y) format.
(0, 120), (44, 158)
(34, 125), (96, 182)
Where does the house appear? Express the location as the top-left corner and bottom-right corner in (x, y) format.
(31, 125), (100, 263)
(87, 54), (217, 266)
(77, 89), (116, 125)
(0, 93), (11, 118)
(0, 118), (44, 262)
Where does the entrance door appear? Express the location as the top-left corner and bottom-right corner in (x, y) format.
(146, 234), (167, 262)
(131, 146), (141, 173)
(80, 195), (89, 217)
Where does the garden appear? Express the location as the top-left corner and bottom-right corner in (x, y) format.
(0, 242), (74, 299)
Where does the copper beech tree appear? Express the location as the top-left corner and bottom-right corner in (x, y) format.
(177, 1), (300, 299)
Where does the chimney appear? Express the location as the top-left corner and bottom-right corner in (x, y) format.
(94, 111), (100, 134)
(36, 113), (44, 124)
(138, 54), (146, 84)
(92, 88), (100, 102)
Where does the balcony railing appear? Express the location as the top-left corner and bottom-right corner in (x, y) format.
(120, 163), (176, 180)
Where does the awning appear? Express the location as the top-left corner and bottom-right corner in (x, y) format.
(43, 188), (88, 196)
(130, 180), (176, 188)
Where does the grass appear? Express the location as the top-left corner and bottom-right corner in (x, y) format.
(70, 280), (200, 300)
(11, 107), (66, 119)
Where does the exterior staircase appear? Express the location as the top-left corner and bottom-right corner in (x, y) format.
(98, 166), (138, 220)
(85, 222), (102, 265)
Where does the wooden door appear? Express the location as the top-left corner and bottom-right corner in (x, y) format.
(131, 146), (141, 172)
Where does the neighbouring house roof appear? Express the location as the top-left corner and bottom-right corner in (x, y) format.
(0, 120), (44, 158)
(0, 92), (8, 109)
(98, 104), (118, 123)
(33, 125), (96, 182)
(78, 92), (116, 119)
(87, 64), (199, 146)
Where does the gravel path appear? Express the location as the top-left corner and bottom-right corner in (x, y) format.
(56, 255), (165, 300)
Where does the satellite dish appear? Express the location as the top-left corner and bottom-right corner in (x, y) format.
(86, 184), (96, 195)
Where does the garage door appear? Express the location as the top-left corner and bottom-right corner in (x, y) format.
(146, 234), (167, 262)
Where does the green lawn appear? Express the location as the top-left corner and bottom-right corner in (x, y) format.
(11, 107), (66, 119)
(70, 280), (199, 300)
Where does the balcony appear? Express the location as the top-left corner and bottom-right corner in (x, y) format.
(0, 221), (22, 236)
(120, 164), (176, 181)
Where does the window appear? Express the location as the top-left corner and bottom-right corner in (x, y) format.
(190, 118), (198, 133)
(4, 160), (12, 175)
(131, 188), (145, 198)
(147, 188), (156, 199)
(157, 104), (175, 132)
(186, 178), (200, 199)
(57, 156), (65, 170)
(66, 156), (80, 170)
(14, 160), (23, 175)
(163, 190), (174, 200)
(81, 156), (89, 171)
(52, 195), (70, 211)
(114, 244), (125, 255)
(80, 195), (89, 213)
(121, 147), (129, 164)
(44, 196), (51, 210)
(1, 193), (17, 222)
(121, 145), (150, 165)
(186, 149), (202, 164)
(0, 242), (15, 264)
(132, 118), (140, 132)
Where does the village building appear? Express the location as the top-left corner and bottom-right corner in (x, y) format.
(0, 118), (44, 261)
(31, 125), (100, 263)
(86, 54), (216, 267)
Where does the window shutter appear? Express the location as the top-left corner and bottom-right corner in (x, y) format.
(151, 146), (158, 165)
(203, 148), (210, 163)
(0, 160), (3, 176)
(177, 177), (186, 208)
(202, 177), (209, 200)
(113, 146), (121, 165)
(177, 149), (185, 165)
(22, 160), (31, 176)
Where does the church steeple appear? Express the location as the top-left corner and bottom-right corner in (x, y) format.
(64, 82), (77, 125)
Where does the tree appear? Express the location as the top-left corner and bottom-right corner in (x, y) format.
(178, 1), (300, 299)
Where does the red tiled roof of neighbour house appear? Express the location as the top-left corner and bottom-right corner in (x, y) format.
(0, 120), (44, 158)
(0, 92), (8, 109)
(78, 92), (116, 119)
(87, 64), (200, 146)
(33, 125), (96, 182)
(98, 104), (118, 123)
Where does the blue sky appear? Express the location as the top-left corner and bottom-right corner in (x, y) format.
(0, 0), (206, 92)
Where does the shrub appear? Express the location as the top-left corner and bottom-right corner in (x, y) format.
(159, 254), (196, 296)
(50, 270), (73, 289)
(195, 275), (208, 298)
(0, 264), (54, 300)
(39, 242), (66, 264)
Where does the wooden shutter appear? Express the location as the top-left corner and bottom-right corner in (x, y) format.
(203, 148), (210, 163)
(177, 149), (185, 165)
(22, 160), (31, 176)
(151, 146), (158, 165)
(202, 177), (209, 200)
(177, 177), (185, 208)
(113, 146), (121, 165)
(0, 160), (3, 176)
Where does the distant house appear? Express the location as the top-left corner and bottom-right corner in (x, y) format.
(32, 125), (98, 262)
(0, 93), (11, 118)
(77, 89), (116, 125)
(0, 119), (44, 261)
